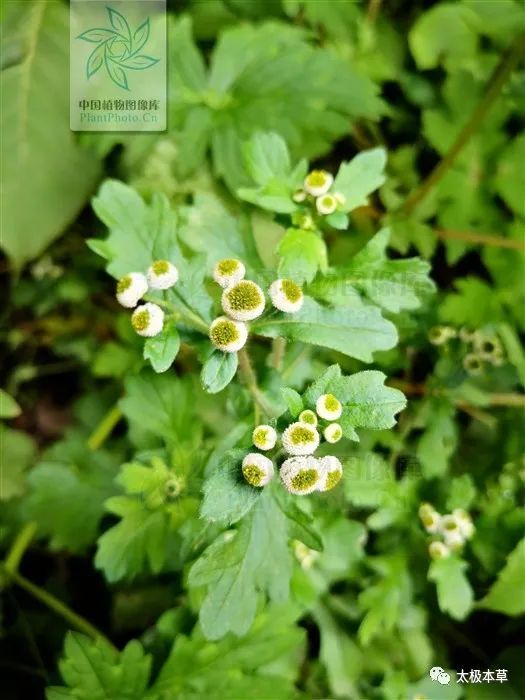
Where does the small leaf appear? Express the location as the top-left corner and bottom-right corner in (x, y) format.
(479, 538), (525, 616)
(143, 325), (180, 373)
(77, 28), (116, 43)
(280, 388), (303, 417)
(107, 6), (131, 38)
(133, 18), (150, 53)
(120, 54), (159, 70)
(277, 228), (327, 284)
(201, 449), (261, 526)
(201, 350), (238, 394)
(428, 556), (474, 620)
(105, 55), (129, 90)
(333, 148), (387, 212)
(0, 389), (21, 418)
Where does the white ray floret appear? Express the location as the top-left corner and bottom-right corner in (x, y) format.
(213, 258), (246, 289)
(317, 455), (343, 492)
(299, 410), (317, 427)
(282, 422), (320, 456)
(242, 453), (274, 487)
(269, 279), (304, 313)
(116, 272), (148, 308)
(316, 193), (337, 215)
(221, 280), (265, 321)
(303, 170), (333, 197)
(209, 316), (248, 353)
(280, 456), (322, 495)
(324, 423), (342, 444)
(131, 302), (164, 337)
(316, 393), (342, 420)
(252, 424), (277, 451)
(146, 260), (179, 290)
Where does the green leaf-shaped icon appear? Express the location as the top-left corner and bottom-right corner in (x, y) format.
(86, 43), (105, 79)
(119, 54), (159, 70)
(77, 27), (116, 43)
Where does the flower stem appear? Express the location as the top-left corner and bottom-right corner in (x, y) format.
(402, 33), (525, 215)
(271, 337), (287, 371)
(237, 348), (276, 418)
(435, 228), (525, 251)
(1, 565), (116, 650)
(3, 522), (38, 577)
(389, 379), (525, 408)
(87, 404), (122, 451)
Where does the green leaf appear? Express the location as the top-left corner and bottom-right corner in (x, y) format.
(280, 388), (303, 417)
(409, 4), (478, 70)
(429, 556), (474, 620)
(277, 228), (328, 284)
(201, 449), (262, 526)
(439, 277), (503, 327)
(328, 370), (406, 433)
(416, 399), (457, 478)
(494, 133), (525, 217)
(201, 350), (238, 394)
(0, 389), (21, 418)
(143, 325), (180, 373)
(46, 632), (152, 700)
(479, 538), (525, 616)
(333, 148), (387, 212)
(95, 498), (169, 582)
(0, 425), (36, 501)
(170, 18), (382, 190)
(312, 228), (435, 313)
(151, 607), (304, 698)
(24, 435), (117, 552)
(188, 487), (292, 640)
(303, 364), (342, 406)
(253, 297), (397, 362)
(0, 1), (100, 267)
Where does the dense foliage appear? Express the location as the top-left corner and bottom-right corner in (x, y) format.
(1, 1), (524, 699)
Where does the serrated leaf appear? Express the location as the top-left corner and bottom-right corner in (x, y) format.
(143, 325), (180, 373)
(277, 228), (328, 284)
(188, 488), (292, 640)
(1, 1), (100, 267)
(416, 399), (457, 478)
(47, 632), (152, 700)
(201, 350), (238, 394)
(333, 148), (387, 211)
(428, 556), (474, 620)
(479, 538), (525, 615)
(253, 297), (397, 362)
(201, 449), (261, 526)
(303, 364), (342, 406)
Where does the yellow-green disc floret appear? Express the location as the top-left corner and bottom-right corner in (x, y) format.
(117, 276), (132, 294)
(116, 271), (148, 308)
(252, 424), (277, 451)
(280, 456), (321, 495)
(242, 453), (274, 487)
(290, 469), (319, 491)
(282, 421), (320, 456)
(317, 455), (343, 492)
(213, 258), (246, 289)
(269, 279), (304, 313)
(222, 280), (265, 321)
(303, 170), (333, 196)
(147, 260), (179, 290)
(299, 410), (317, 426)
(316, 393), (342, 420)
(131, 302), (164, 337)
(152, 260), (170, 275)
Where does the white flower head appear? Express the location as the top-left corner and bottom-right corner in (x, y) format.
(222, 280), (265, 321)
(459, 326), (476, 343)
(420, 508), (442, 535)
(209, 316), (248, 353)
(131, 302), (164, 337)
(282, 421), (320, 456)
(269, 279), (304, 314)
(452, 509), (475, 540)
(303, 170), (333, 197)
(292, 189), (307, 203)
(252, 424), (277, 451)
(213, 258), (246, 289)
(242, 453), (274, 487)
(429, 541), (450, 560)
(316, 393), (342, 421)
(316, 193), (337, 215)
(299, 409), (317, 427)
(441, 514), (465, 550)
(428, 325), (456, 346)
(463, 353), (483, 375)
(116, 272), (148, 308)
(324, 423), (342, 444)
(280, 456), (321, 495)
(146, 260), (179, 290)
(474, 333), (503, 361)
(317, 455), (343, 492)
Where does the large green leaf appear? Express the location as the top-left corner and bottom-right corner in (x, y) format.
(333, 148), (387, 212)
(253, 297), (397, 362)
(428, 556), (474, 620)
(0, 1), (100, 268)
(479, 538), (525, 616)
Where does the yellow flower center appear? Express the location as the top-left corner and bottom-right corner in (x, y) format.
(132, 309), (150, 332)
(325, 470), (341, 490)
(253, 427), (269, 445)
(117, 275), (132, 293)
(324, 394), (340, 412)
(226, 281), (263, 311)
(306, 170), (328, 187)
(217, 258), (240, 275)
(291, 469), (318, 491)
(281, 279), (302, 303)
(290, 425), (316, 445)
(152, 260), (170, 275)
(210, 319), (239, 346)
(243, 464), (264, 486)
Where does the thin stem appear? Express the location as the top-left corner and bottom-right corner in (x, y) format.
(367, 0), (382, 24)
(389, 379), (525, 408)
(87, 404), (122, 451)
(237, 348), (276, 418)
(270, 337), (287, 372)
(1, 566), (116, 650)
(435, 228), (525, 251)
(402, 34), (525, 215)
(4, 522), (37, 576)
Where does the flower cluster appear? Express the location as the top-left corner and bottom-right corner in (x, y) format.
(428, 325), (505, 375)
(241, 392), (345, 496)
(209, 258), (304, 353)
(292, 169), (346, 217)
(419, 503), (475, 559)
(116, 260), (178, 337)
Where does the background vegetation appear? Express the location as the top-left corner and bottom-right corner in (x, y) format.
(1, 1), (524, 699)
